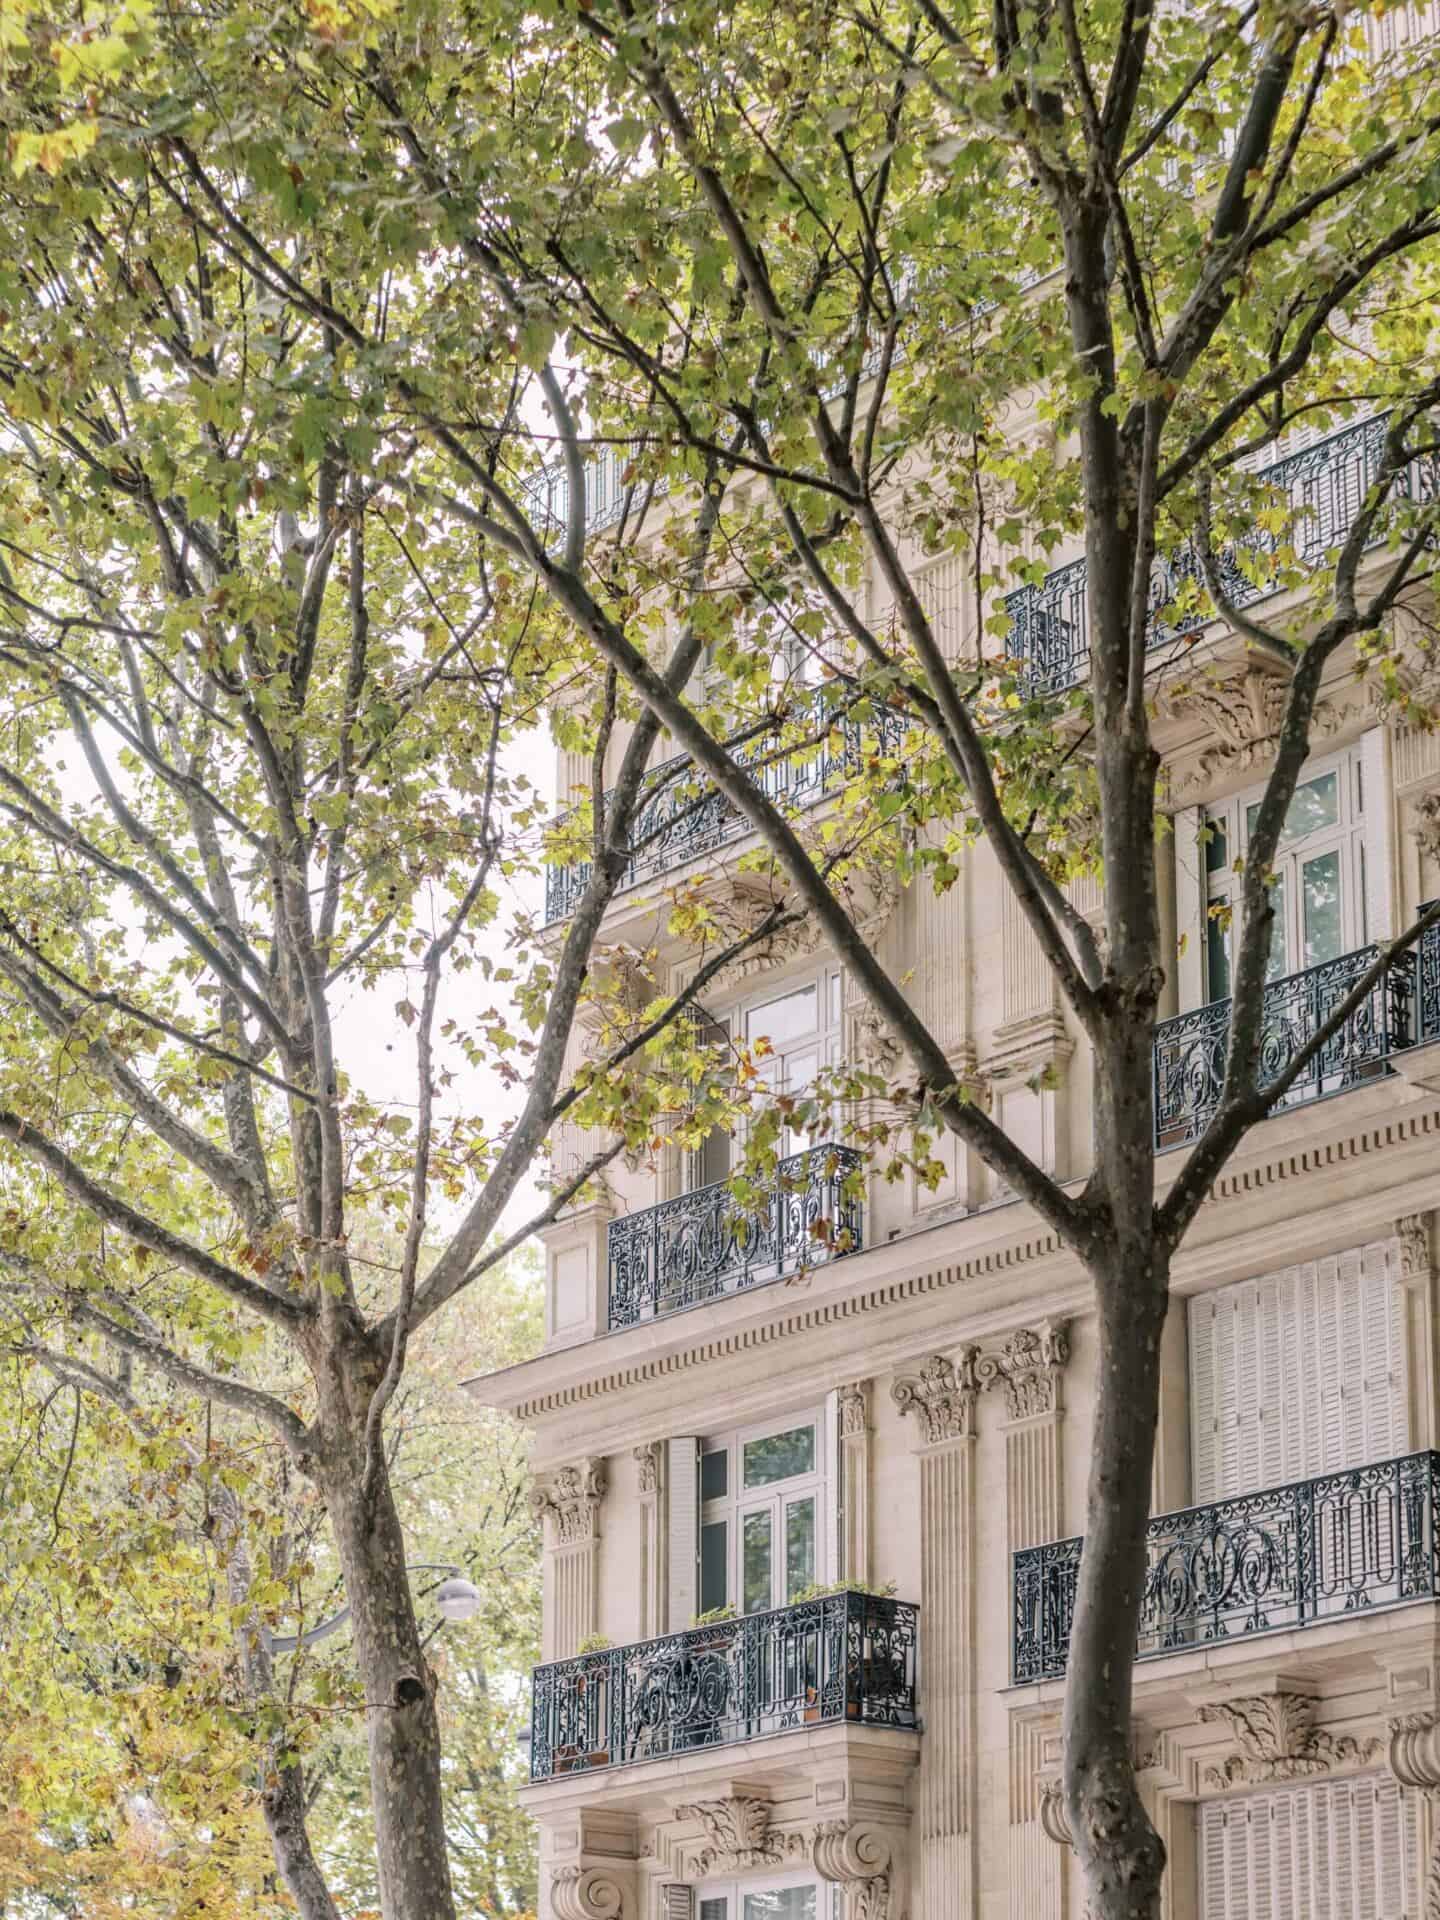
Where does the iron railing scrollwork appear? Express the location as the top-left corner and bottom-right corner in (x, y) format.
(1419, 904), (1440, 1046)
(1012, 1449), (1440, 1684)
(544, 693), (907, 924)
(1009, 414), (1439, 696)
(529, 1590), (919, 1781)
(1152, 942), (1417, 1150)
(607, 1143), (863, 1330)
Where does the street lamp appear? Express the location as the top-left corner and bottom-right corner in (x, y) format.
(267, 1561), (480, 1653)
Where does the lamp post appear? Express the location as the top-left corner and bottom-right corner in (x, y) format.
(266, 1561), (481, 1654)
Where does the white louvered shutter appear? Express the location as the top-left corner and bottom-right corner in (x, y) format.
(1189, 1243), (1403, 1503)
(667, 1437), (700, 1632)
(1199, 1776), (1419, 1919)
(822, 1388), (841, 1584)
(662, 1888), (695, 1920)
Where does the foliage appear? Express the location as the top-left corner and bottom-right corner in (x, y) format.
(0, 0), (1439, 1914)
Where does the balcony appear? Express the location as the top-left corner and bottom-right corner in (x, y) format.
(607, 1142), (864, 1330)
(1152, 940), (1422, 1151)
(544, 693), (905, 924)
(1008, 414), (1438, 697)
(1012, 1450), (1440, 1686)
(529, 1590), (919, 1781)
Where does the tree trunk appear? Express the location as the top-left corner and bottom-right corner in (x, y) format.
(1063, 1238), (1170, 1920)
(261, 1764), (345, 1920)
(319, 1375), (458, 1920)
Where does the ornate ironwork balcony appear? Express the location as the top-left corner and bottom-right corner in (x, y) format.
(529, 1590), (919, 1781)
(544, 696), (904, 924)
(1013, 1450), (1440, 1685)
(607, 1143), (864, 1330)
(1009, 415), (1439, 696)
(1152, 942), (1416, 1151)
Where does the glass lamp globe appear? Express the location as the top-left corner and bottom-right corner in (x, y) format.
(434, 1576), (481, 1623)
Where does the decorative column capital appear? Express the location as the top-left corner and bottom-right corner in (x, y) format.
(633, 1442), (662, 1496)
(976, 1319), (1071, 1421)
(891, 1350), (979, 1444)
(810, 1821), (894, 1920)
(551, 1865), (626, 1920)
(838, 1380), (871, 1437)
(531, 1457), (607, 1545)
(1398, 1213), (1434, 1283)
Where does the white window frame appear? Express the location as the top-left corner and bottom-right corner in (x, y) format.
(699, 1406), (833, 1616)
(695, 1867), (825, 1920)
(1202, 746), (1366, 1003)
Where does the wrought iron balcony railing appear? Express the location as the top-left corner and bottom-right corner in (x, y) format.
(608, 1142), (863, 1330)
(1008, 415), (1439, 697)
(544, 695), (904, 925)
(529, 1590), (919, 1781)
(1013, 1449), (1440, 1686)
(1152, 940), (1418, 1151)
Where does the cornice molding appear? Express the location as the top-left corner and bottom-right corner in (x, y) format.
(476, 1095), (1440, 1430)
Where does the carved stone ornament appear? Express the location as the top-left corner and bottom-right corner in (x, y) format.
(838, 1380), (871, 1438)
(674, 1797), (784, 1875)
(1159, 666), (1340, 797)
(633, 1442), (662, 1497)
(810, 1821), (895, 1920)
(1398, 1213), (1434, 1284)
(1198, 1692), (1382, 1789)
(852, 1000), (905, 1075)
(1038, 1779), (1072, 1850)
(976, 1319), (1071, 1421)
(891, 1348), (979, 1445)
(1388, 1713), (1440, 1920)
(530, 1457), (607, 1546)
(1417, 788), (1440, 866)
(551, 1864), (626, 1920)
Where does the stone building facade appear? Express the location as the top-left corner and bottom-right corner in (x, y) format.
(469, 398), (1440, 1916)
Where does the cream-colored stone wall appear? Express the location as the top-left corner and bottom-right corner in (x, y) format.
(498, 521), (1440, 1918)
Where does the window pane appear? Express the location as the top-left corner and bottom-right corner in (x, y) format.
(701, 1448), (729, 1503)
(743, 1510), (773, 1614)
(1204, 814), (1228, 875)
(749, 984), (818, 1047)
(1266, 872), (1289, 981)
(700, 1521), (728, 1615)
(1247, 772), (1340, 847)
(700, 1901), (729, 1920)
(743, 1426), (816, 1487)
(1206, 904), (1231, 1004)
(694, 1126), (731, 1191)
(786, 1496), (816, 1600)
(1302, 849), (1343, 966)
(743, 1890), (817, 1920)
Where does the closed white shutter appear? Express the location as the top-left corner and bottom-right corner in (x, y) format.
(667, 1437), (700, 1632)
(1189, 1242), (1403, 1503)
(1199, 1776), (1418, 1919)
(662, 1889), (695, 1920)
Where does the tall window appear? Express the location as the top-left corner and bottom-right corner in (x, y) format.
(697, 1881), (819, 1920)
(684, 969), (842, 1191)
(1202, 750), (1365, 1003)
(698, 1412), (825, 1616)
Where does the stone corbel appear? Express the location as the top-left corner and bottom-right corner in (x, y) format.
(1389, 1712), (1440, 1919)
(552, 1865), (628, 1920)
(976, 1319), (1071, 1421)
(891, 1349), (979, 1445)
(1037, 1778), (1071, 1850)
(811, 1821), (898, 1920)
